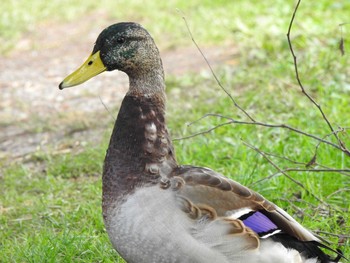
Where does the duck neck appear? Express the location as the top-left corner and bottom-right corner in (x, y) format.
(127, 59), (165, 99)
(102, 83), (177, 206)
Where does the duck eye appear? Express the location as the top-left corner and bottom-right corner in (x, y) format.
(117, 37), (125, 44)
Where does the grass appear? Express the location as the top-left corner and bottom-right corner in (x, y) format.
(1, 0), (350, 261)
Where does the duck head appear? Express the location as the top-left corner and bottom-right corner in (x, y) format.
(59, 22), (164, 90)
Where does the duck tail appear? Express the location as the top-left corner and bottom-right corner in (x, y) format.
(270, 233), (346, 263)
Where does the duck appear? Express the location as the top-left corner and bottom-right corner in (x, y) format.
(59, 22), (344, 263)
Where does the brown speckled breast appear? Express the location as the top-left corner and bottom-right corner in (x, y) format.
(102, 94), (177, 216)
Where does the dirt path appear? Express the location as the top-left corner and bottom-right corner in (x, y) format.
(0, 14), (237, 165)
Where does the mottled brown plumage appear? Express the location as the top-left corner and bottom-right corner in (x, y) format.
(102, 94), (177, 217)
(59, 22), (343, 263)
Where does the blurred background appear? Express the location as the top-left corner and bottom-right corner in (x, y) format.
(1, 0), (349, 261)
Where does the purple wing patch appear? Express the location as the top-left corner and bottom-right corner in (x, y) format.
(241, 211), (278, 235)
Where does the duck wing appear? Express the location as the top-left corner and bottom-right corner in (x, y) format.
(169, 165), (339, 262)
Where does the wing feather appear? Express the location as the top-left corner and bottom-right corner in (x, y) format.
(172, 165), (321, 243)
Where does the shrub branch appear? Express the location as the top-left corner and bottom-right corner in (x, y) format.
(287, 0), (350, 156)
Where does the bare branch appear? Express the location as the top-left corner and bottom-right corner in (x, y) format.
(313, 127), (350, 161)
(178, 9), (350, 157)
(179, 12), (256, 122)
(241, 139), (328, 206)
(249, 170), (282, 186)
(339, 23), (350, 56)
(326, 188), (350, 199)
(286, 0), (350, 156)
(251, 167), (350, 187)
(283, 168), (350, 174)
(173, 120), (232, 141)
(262, 151), (350, 176)
(278, 197), (319, 209)
(277, 198), (315, 219)
(98, 94), (116, 122)
(314, 230), (350, 239)
(175, 113), (345, 152)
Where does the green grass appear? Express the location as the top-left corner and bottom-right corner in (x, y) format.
(1, 0), (350, 261)
(3, 0), (349, 53)
(1, 161), (121, 262)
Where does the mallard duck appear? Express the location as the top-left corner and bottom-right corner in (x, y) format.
(59, 22), (343, 263)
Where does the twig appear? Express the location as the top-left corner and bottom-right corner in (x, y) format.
(249, 169), (282, 186)
(316, 127), (349, 147)
(282, 167), (350, 174)
(241, 139), (328, 206)
(313, 127), (349, 163)
(260, 151), (350, 176)
(286, 0), (350, 156)
(339, 25), (345, 56)
(261, 151), (307, 166)
(251, 167), (350, 187)
(278, 198), (315, 219)
(251, 147), (350, 173)
(339, 23), (350, 56)
(173, 120), (232, 141)
(98, 94), (115, 122)
(278, 197), (318, 209)
(178, 9), (350, 157)
(314, 230), (350, 239)
(175, 113), (345, 152)
(179, 12), (256, 122)
(247, 153), (260, 181)
(326, 188), (350, 199)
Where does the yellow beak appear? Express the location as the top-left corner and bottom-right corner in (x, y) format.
(59, 51), (107, 89)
